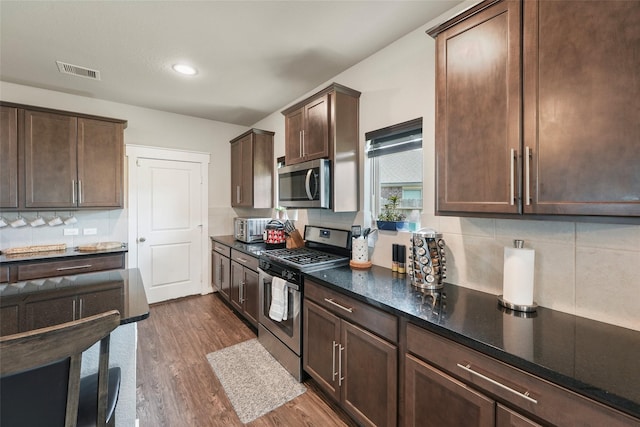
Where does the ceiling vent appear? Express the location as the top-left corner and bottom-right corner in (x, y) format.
(56, 61), (101, 80)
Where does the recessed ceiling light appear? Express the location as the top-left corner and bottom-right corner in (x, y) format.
(172, 63), (198, 76)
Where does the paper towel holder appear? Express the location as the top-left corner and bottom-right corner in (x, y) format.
(498, 295), (538, 313)
(498, 239), (538, 313)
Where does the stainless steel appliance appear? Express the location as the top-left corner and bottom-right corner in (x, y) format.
(258, 225), (351, 381)
(234, 217), (271, 243)
(278, 158), (330, 209)
(408, 228), (447, 290)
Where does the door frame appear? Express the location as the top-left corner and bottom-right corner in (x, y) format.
(125, 144), (211, 295)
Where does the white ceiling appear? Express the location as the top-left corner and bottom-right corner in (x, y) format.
(0, 1), (462, 126)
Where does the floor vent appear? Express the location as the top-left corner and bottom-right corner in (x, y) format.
(56, 61), (101, 80)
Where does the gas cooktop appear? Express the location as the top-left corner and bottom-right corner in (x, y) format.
(262, 247), (349, 271)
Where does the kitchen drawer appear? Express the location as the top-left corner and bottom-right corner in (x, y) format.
(212, 242), (231, 258)
(16, 253), (125, 281)
(230, 249), (258, 271)
(406, 323), (638, 426)
(305, 279), (398, 343)
(0, 266), (8, 283)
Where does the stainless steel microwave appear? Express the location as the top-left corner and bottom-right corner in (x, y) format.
(278, 158), (330, 209)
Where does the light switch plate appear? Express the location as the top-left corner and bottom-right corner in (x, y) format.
(83, 228), (97, 235)
(63, 228), (79, 236)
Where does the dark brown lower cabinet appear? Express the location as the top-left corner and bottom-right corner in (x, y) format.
(0, 304), (20, 335)
(16, 284), (123, 332)
(304, 299), (397, 427)
(496, 404), (541, 427)
(211, 244), (231, 300)
(405, 353), (495, 426)
(230, 250), (259, 327)
(405, 323), (638, 427)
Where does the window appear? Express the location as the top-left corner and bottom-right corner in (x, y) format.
(365, 118), (422, 230)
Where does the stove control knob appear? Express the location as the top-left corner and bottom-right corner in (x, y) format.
(438, 239), (446, 248)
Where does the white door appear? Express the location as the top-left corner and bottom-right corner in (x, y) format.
(126, 145), (210, 304)
(135, 157), (203, 303)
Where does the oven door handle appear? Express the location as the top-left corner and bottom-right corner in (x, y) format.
(258, 268), (300, 292)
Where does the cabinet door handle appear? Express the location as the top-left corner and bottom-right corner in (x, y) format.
(79, 298), (84, 318)
(72, 180), (76, 205)
(525, 146), (532, 206)
(509, 148), (516, 206)
(239, 280), (245, 303)
(72, 299), (77, 320)
(301, 130), (305, 157)
(338, 343), (345, 386)
(56, 264), (92, 271)
(236, 185), (241, 204)
(332, 340), (338, 382)
(324, 298), (353, 313)
(299, 131), (303, 157)
(78, 180), (83, 205)
(456, 363), (538, 404)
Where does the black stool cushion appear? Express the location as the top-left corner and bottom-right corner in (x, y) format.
(77, 367), (121, 427)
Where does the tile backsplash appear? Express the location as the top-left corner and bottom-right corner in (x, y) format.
(0, 210), (128, 250)
(369, 216), (640, 332)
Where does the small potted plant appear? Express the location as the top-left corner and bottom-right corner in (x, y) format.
(376, 195), (408, 231)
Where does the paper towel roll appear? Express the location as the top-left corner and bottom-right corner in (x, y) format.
(502, 246), (535, 306)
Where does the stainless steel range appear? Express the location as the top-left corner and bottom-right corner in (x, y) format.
(258, 225), (351, 381)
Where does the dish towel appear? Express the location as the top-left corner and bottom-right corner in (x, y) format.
(269, 277), (289, 322)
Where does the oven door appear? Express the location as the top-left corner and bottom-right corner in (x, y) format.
(258, 268), (301, 355)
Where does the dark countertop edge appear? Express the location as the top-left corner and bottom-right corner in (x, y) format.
(0, 246), (128, 264)
(0, 268), (150, 329)
(210, 235), (265, 257)
(304, 270), (640, 420)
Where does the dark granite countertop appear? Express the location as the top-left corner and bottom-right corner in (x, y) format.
(211, 235), (265, 258)
(305, 264), (640, 420)
(0, 245), (128, 264)
(0, 268), (149, 331)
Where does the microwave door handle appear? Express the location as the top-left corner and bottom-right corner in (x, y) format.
(305, 168), (314, 200)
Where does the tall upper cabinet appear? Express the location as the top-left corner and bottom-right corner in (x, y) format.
(0, 103), (126, 210)
(230, 128), (274, 209)
(0, 106), (18, 209)
(430, 0), (640, 218)
(281, 83), (361, 212)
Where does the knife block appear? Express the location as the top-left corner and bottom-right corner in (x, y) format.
(286, 229), (305, 249)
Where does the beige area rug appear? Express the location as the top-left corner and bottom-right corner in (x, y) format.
(206, 338), (307, 424)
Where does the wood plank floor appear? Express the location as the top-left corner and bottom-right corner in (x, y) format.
(136, 293), (357, 426)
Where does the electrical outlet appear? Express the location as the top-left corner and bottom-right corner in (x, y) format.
(83, 228), (98, 235)
(63, 228), (79, 236)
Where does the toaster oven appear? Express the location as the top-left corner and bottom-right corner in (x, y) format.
(234, 217), (271, 243)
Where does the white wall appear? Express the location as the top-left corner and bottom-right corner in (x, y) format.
(252, 7), (640, 332)
(0, 81), (246, 247)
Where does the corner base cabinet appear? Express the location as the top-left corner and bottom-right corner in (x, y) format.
(405, 322), (638, 427)
(303, 280), (397, 427)
(211, 241), (231, 299)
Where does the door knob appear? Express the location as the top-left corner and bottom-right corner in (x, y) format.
(138, 237), (146, 243)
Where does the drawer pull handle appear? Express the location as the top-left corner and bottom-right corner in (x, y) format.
(456, 363), (538, 404)
(236, 257), (248, 264)
(56, 264), (92, 271)
(324, 298), (353, 313)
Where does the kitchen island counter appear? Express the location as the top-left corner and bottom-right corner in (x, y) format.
(305, 265), (640, 421)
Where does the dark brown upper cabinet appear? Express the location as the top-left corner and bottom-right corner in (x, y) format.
(522, 0), (640, 216)
(0, 106), (19, 209)
(430, 0), (640, 218)
(0, 102), (126, 210)
(281, 83), (361, 212)
(229, 128), (274, 208)
(431, 0), (522, 215)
